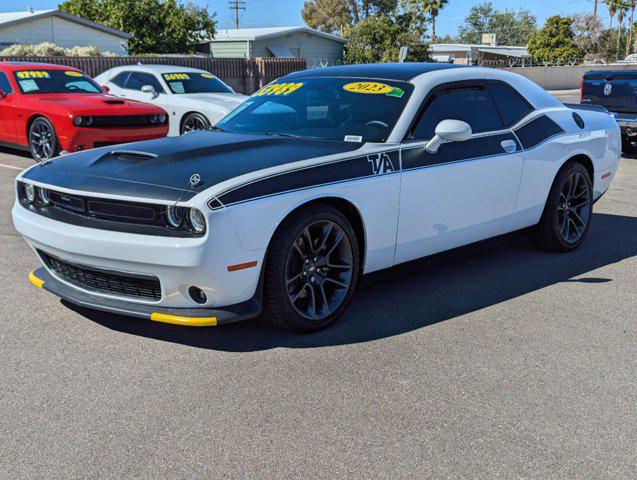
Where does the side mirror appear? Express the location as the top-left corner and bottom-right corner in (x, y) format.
(425, 120), (472, 154)
(0, 88), (6, 100)
(141, 85), (158, 98)
(101, 85), (110, 93)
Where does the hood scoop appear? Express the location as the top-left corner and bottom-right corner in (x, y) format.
(109, 150), (158, 162)
(103, 99), (125, 105)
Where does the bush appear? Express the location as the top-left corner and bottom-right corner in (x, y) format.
(0, 42), (117, 57)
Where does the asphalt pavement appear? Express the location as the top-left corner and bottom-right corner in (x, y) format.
(0, 134), (635, 478)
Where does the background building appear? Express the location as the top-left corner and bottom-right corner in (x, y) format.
(0, 9), (130, 55)
(202, 27), (347, 67)
(430, 43), (530, 66)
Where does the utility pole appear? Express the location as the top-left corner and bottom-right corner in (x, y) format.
(229, 0), (246, 29)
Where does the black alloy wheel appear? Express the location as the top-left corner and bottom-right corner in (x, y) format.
(263, 204), (360, 332)
(28, 117), (59, 162)
(180, 112), (211, 134)
(535, 162), (593, 252)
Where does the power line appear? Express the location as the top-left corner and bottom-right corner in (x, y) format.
(229, 0), (246, 29)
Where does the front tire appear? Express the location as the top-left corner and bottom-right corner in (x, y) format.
(535, 162), (593, 252)
(28, 117), (59, 162)
(180, 112), (210, 135)
(263, 204), (360, 333)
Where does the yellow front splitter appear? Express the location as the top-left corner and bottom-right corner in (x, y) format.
(150, 312), (217, 327)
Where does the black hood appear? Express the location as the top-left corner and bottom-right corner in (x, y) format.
(22, 131), (361, 202)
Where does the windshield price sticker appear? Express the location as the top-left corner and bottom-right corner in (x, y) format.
(163, 73), (190, 81)
(64, 71), (83, 77)
(17, 71), (50, 79)
(255, 82), (303, 97)
(343, 81), (404, 98)
(201, 73), (214, 79)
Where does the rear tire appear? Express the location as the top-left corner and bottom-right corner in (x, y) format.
(534, 161), (593, 252)
(28, 117), (59, 162)
(263, 204), (360, 333)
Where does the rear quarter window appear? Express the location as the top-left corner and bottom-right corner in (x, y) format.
(487, 82), (533, 126)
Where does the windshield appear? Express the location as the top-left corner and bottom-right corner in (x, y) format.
(162, 72), (234, 94)
(13, 69), (102, 94)
(216, 77), (413, 143)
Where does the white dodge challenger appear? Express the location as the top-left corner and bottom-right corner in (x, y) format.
(13, 63), (621, 332)
(94, 65), (247, 136)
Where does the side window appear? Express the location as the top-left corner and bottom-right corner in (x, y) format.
(0, 72), (12, 93)
(124, 72), (165, 93)
(110, 71), (130, 88)
(412, 86), (503, 139)
(488, 82), (533, 126)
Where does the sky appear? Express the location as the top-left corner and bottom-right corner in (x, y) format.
(2, 1), (615, 36)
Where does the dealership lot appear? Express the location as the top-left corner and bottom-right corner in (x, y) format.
(0, 140), (635, 478)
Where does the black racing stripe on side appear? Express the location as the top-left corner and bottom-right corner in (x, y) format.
(215, 151), (399, 208)
(401, 132), (520, 170)
(514, 115), (565, 150)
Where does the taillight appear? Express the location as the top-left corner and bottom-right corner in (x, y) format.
(580, 77), (584, 103)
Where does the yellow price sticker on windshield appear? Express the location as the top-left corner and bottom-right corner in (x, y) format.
(201, 73), (214, 79)
(64, 71), (83, 77)
(255, 82), (303, 97)
(343, 82), (393, 95)
(163, 73), (190, 81)
(16, 71), (50, 79)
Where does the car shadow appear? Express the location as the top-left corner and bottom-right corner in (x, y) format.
(0, 146), (31, 159)
(66, 212), (637, 352)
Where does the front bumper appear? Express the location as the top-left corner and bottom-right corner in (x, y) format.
(59, 126), (168, 152)
(29, 267), (260, 327)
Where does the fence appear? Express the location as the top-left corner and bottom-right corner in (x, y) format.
(0, 56), (307, 94)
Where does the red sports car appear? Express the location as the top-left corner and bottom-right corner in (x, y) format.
(0, 62), (169, 161)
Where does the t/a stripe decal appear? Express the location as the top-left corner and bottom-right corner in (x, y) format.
(213, 151), (400, 208)
(513, 115), (565, 149)
(211, 115), (564, 209)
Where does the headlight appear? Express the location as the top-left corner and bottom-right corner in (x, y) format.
(149, 114), (158, 124)
(24, 182), (36, 203)
(84, 116), (94, 126)
(159, 114), (167, 124)
(73, 116), (83, 126)
(189, 208), (206, 234)
(165, 206), (185, 228)
(39, 188), (51, 205)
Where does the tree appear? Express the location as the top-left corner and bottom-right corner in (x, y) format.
(572, 13), (604, 54)
(424, 0), (448, 42)
(527, 15), (584, 64)
(457, 2), (537, 46)
(59, 0), (216, 54)
(301, 0), (352, 35)
(605, 0), (617, 29)
(627, 0), (635, 55)
(343, 15), (429, 63)
(301, 0), (398, 34)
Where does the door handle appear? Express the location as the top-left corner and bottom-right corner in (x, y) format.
(501, 140), (517, 153)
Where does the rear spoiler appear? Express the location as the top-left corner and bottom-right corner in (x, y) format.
(563, 103), (610, 114)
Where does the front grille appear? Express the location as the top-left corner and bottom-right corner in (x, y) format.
(40, 251), (161, 301)
(91, 115), (161, 128)
(44, 190), (163, 225)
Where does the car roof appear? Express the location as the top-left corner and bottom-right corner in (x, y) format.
(105, 64), (208, 75)
(0, 61), (81, 72)
(283, 62), (466, 82)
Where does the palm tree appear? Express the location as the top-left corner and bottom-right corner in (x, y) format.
(426, 0), (449, 42)
(617, 6), (626, 52)
(606, 0), (617, 29)
(627, 0), (636, 55)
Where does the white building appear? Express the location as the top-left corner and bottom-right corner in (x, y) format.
(430, 43), (530, 66)
(0, 9), (131, 55)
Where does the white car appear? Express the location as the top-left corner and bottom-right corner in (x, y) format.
(94, 65), (247, 136)
(14, 63), (620, 332)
